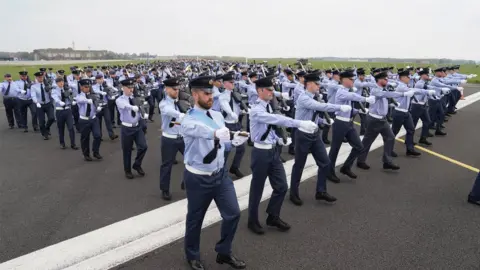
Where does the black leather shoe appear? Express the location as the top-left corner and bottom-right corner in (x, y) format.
(467, 196), (480, 206)
(216, 254), (246, 269)
(323, 139), (331, 145)
(391, 151), (398, 157)
(60, 144), (66, 149)
(125, 171), (134, 179)
(266, 215), (291, 231)
(23, 129), (28, 133)
(406, 149), (421, 156)
(162, 191), (172, 201)
(288, 149), (295, 155)
(173, 160), (179, 165)
(315, 192), (337, 202)
(247, 222), (265, 235)
(340, 166), (357, 179)
(84, 155), (93, 161)
(427, 132), (434, 137)
(419, 138), (432, 146)
(357, 162), (370, 170)
(383, 162), (400, 170)
(187, 259), (205, 270)
(71, 145), (79, 150)
(93, 153), (103, 160)
(229, 167), (244, 178)
(327, 173), (341, 183)
(449, 111), (457, 115)
(43, 135), (49, 140)
(289, 195), (303, 206)
(181, 182), (185, 190)
(435, 130), (447, 136)
(110, 134), (118, 140)
(132, 165), (145, 176)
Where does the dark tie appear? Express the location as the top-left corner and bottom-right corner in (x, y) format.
(77, 82), (81, 94)
(86, 95), (91, 117)
(169, 101), (179, 128)
(229, 94), (234, 110)
(99, 85), (104, 99)
(24, 81), (28, 91)
(202, 111), (221, 164)
(260, 104), (273, 141)
(5, 82), (11, 96)
(129, 97), (136, 117)
(40, 83), (46, 102)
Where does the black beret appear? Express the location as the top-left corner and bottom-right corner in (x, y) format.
(109, 70), (116, 75)
(39, 68), (46, 72)
(418, 69), (429, 76)
(248, 72), (258, 78)
(55, 77), (64, 83)
(296, 71), (306, 77)
(189, 76), (215, 91)
(284, 69), (294, 75)
(85, 68), (92, 73)
(434, 68), (445, 72)
(95, 74), (103, 79)
(74, 66), (78, 68)
(255, 75), (275, 88)
(340, 71), (355, 79)
(19, 71), (28, 75)
(304, 73), (320, 82)
(120, 78), (135, 86)
(72, 70), (80, 75)
(454, 65), (460, 69)
(372, 68), (382, 74)
(163, 77), (180, 87)
(78, 79), (92, 86)
(325, 69), (332, 73)
(101, 66), (107, 69)
(374, 72), (389, 81)
(57, 70), (65, 74)
(357, 69), (366, 75)
(48, 67), (53, 71)
(221, 73), (235, 81)
(4, 73), (11, 77)
(398, 70), (410, 77)
(34, 71), (44, 77)
(332, 70), (340, 75)
(397, 68), (404, 72)
(214, 74), (223, 81)
(88, 66), (93, 69)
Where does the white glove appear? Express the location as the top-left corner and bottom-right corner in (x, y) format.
(284, 105), (290, 111)
(100, 91), (107, 95)
(457, 86), (464, 91)
(72, 101), (77, 105)
(215, 127), (231, 143)
(144, 113), (149, 119)
(58, 101), (66, 106)
(241, 109), (249, 114)
(442, 88), (450, 94)
(352, 87), (358, 92)
(281, 92), (290, 100)
(460, 79), (467, 84)
(20, 90), (26, 95)
(339, 105), (352, 112)
(403, 91), (415, 98)
(97, 106), (102, 111)
(389, 103), (396, 108)
(87, 99), (93, 104)
(178, 113), (186, 123)
(467, 75), (474, 79)
(230, 112), (239, 120)
(231, 131), (249, 146)
(427, 90), (436, 96)
(277, 137), (292, 146)
(389, 82), (397, 87)
(298, 120), (318, 133)
(36, 103), (41, 108)
(131, 105), (139, 112)
(365, 96), (376, 104)
(324, 119), (334, 126)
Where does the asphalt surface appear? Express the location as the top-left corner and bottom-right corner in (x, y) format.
(0, 86), (479, 266)
(120, 89), (480, 270)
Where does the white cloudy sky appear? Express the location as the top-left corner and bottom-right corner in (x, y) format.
(2, 0), (480, 60)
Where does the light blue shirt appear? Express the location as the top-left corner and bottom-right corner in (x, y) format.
(295, 91), (340, 124)
(116, 94), (141, 124)
(30, 82), (51, 104)
(218, 90), (241, 123)
(1, 81), (19, 98)
(15, 80), (31, 100)
(51, 86), (73, 107)
(159, 95), (182, 135)
(75, 92), (98, 118)
(334, 85), (365, 118)
(368, 86), (404, 116)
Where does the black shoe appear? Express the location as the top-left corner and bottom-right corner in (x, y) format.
(383, 162), (400, 170)
(247, 139), (253, 147)
(162, 191), (172, 201)
(93, 153), (103, 160)
(247, 222), (265, 235)
(440, 124), (446, 129)
(449, 111), (457, 115)
(100, 138), (104, 142)
(112, 125), (117, 128)
(133, 165), (145, 176)
(357, 162), (371, 170)
(419, 137), (432, 146)
(187, 259), (205, 270)
(340, 166), (357, 179)
(110, 134), (118, 140)
(173, 160), (179, 165)
(289, 194), (303, 206)
(391, 151), (398, 158)
(229, 167), (244, 178)
(342, 138), (348, 143)
(429, 126), (436, 130)
(125, 171), (134, 179)
(280, 156), (286, 163)
(43, 135), (49, 140)
(34, 127), (39, 132)
(9, 126), (14, 129)
(323, 139), (331, 145)
(181, 182), (185, 190)
(427, 132), (434, 137)
(435, 130), (447, 136)
(327, 173), (341, 183)
(60, 144), (66, 149)
(71, 145), (79, 150)
(148, 118), (154, 122)
(406, 149), (421, 156)
(23, 129), (28, 133)
(216, 254), (246, 269)
(315, 192), (337, 202)
(288, 149), (295, 155)
(266, 215), (291, 231)
(467, 196), (480, 206)
(84, 155), (93, 161)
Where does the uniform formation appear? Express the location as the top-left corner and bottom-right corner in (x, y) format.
(1, 61), (477, 270)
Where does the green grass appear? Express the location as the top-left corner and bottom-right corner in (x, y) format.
(0, 60), (143, 79)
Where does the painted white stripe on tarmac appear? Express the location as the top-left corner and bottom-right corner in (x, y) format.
(2, 92), (480, 270)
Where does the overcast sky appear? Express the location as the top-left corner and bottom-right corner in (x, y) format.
(2, 0), (480, 60)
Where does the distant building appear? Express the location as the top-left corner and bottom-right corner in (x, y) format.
(33, 48), (108, 61)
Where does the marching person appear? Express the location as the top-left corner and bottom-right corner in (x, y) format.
(75, 79), (103, 161)
(92, 74), (118, 141)
(247, 75), (318, 235)
(181, 76), (248, 270)
(51, 77), (78, 150)
(31, 71), (55, 140)
(1, 73), (20, 129)
(159, 77), (185, 200)
(116, 78), (148, 179)
(290, 72), (351, 206)
(413, 69), (436, 145)
(16, 71), (38, 132)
